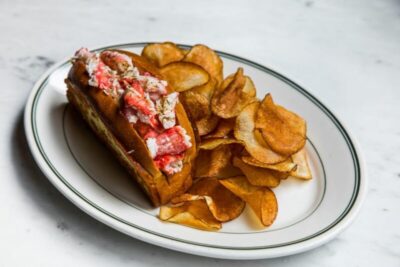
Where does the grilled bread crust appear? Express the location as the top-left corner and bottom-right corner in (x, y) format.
(65, 50), (196, 206)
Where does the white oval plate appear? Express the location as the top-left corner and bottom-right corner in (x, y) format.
(24, 43), (366, 260)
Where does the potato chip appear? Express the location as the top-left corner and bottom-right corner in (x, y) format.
(196, 145), (230, 177)
(232, 157), (283, 187)
(194, 150), (212, 177)
(159, 199), (221, 230)
(289, 148), (312, 179)
(173, 178), (245, 222)
(196, 115), (220, 136)
(234, 102), (287, 164)
(183, 44), (223, 84)
(255, 94), (306, 155)
(145, 42), (315, 231)
(191, 77), (217, 100)
(181, 77), (218, 122)
(220, 176), (278, 226)
(180, 47), (189, 56)
(141, 42), (185, 67)
(211, 68), (256, 118)
(219, 73), (234, 90)
(181, 91), (210, 120)
(195, 145), (242, 178)
(203, 118), (235, 139)
(241, 156), (297, 173)
(207, 145), (232, 177)
(199, 138), (242, 150)
(160, 62), (209, 92)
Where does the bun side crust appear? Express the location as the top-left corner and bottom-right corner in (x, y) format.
(66, 81), (161, 206)
(67, 60), (162, 178)
(65, 50), (196, 205)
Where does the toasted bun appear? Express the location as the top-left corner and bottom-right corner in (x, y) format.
(65, 50), (196, 206)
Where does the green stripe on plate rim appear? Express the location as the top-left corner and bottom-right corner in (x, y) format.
(30, 42), (360, 250)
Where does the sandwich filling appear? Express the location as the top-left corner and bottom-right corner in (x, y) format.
(74, 48), (192, 175)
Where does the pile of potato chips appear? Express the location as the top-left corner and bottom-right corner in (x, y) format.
(142, 42), (312, 230)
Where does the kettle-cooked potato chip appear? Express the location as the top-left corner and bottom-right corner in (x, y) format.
(181, 91), (210, 121)
(211, 68), (256, 118)
(199, 138), (243, 150)
(220, 176), (278, 226)
(232, 157), (283, 187)
(160, 62), (209, 92)
(255, 94), (306, 155)
(183, 44), (223, 84)
(241, 156), (297, 173)
(203, 118), (235, 139)
(142, 42), (185, 67)
(195, 144), (242, 178)
(172, 178), (245, 222)
(234, 102), (287, 164)
(144, 42), (313, 231)
(159, 199), (221, 230)
(191, 76), (217, 100)
(289, 148), (312, 179)
(180, 47), (189, 56)
(196, 114), (220, 136)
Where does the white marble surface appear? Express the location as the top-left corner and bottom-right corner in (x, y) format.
(0, 0), (399, 266)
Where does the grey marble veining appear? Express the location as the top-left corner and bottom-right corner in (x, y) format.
(1, 0), (399, 266)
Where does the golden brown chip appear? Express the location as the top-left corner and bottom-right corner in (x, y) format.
(181, 78), (218, 121)
(195, 145), (242, 178)
(211, 68), (256, 118)
(173, 178), (245, 222)
(197, 145), (231, 177)
(180, 48), (189, 56)
(194, 150), (212, 177)
(159, 199), (221, 230)
(203, 118), (235, 139)
(181, 91), (210, 120)
(199, 138), (242, 150)
(160, 62), (209, 92)
(232, 157), (282, 187)
(289, 148), (312, 179)
(255, 94), (306, 155)
(241, 156), (297, 173)
(234, 102), (287, 164)
(211, 72), (234, 103)
(220, 176), (278, 226)
(191, 179), (245, 222)
(141, 42), (185, 67)
(191, 77), (217, 100)
(183, 44), (223, 84)
(196, 115), (220, 136)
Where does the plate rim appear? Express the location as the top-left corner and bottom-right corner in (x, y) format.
(24, 42), (367, 259)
